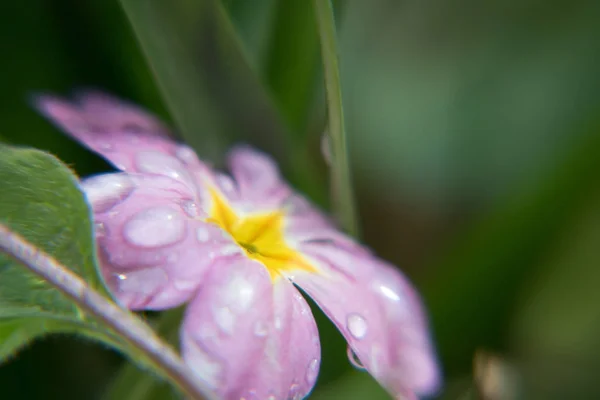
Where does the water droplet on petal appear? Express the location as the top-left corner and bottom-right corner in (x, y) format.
(196, 226), (210, 242)
(220, 244), (241, 257)
(347, 313), (368, 339)
(378, 284), (401, 302)
(115, 267), (168, 295)
(288, 382), (302, 400)
(124, 207), (186, 248)
(216, 174), (236, 195)
(82, 174), (134, 213)
(181, 200), (199, 217)
(346, 346), (366, 371)
(175, 145), (197, 164)
(94, 222), (106, 237)
(213, 306), (236, 334)
(173, 279), (197, 291)
(253, 321), (268, 337)
(222, 275), (255, 311)
(135, 151), (190, 184)
(305, 358), (319, 385)
(274, 316), (283, 331)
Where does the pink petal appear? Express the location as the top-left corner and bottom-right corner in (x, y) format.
(86, 172), (235, 310)
(34, 92), (209, 182)
(181, 256), (321, 400)
(290, 241), (441, 398)
(226, 146), (292, 210)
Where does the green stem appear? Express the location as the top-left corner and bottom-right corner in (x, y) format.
(312, 0), (359, 236)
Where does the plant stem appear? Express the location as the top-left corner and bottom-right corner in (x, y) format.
(313, 0), (359, 236)
(0, 223), (214, 400)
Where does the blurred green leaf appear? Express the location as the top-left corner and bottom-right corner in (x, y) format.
(424, 124), (600, 373)
(264, 0), (320, 134)
(313, 0), (358, 235)
(510, 186), (600, 399)
(0, 144), (122, 361)
(118, 0), (291, 163)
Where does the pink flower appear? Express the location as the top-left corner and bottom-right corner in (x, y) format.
(35, 92), (441, 400)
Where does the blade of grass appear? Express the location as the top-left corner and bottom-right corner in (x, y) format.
(118, 0), (291, 163)
(313, 0), (358, 236)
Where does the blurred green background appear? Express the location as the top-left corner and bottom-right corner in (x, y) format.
(2, 0), (600, 399)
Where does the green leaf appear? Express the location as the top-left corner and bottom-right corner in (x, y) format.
(313, 0), (358, 235)
(118, 0), (291, 163)
(0, 144), (117, 362)
(0, 145), (213, 399)
(424, 125), (600, 373)
(263, 0), (320, 134)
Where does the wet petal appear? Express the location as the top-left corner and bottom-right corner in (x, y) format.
(87, 172), (233, 310)
(181, 257), (320, 400)
(289, 241), (441, 398)
(34, 92), (209, 184)
(227, 146), (292, 210)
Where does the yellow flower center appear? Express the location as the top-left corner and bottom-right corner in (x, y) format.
(206, 188), (316, 281)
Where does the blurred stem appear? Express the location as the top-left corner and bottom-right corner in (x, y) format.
(312, 0), (359, 236)
(0, 224), (213, 400)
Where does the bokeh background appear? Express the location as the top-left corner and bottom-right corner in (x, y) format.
(2, 0), (600, 399)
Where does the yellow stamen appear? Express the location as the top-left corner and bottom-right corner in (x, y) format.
(206, 188), (316, 281)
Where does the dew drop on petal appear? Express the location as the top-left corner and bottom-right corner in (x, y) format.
(82, 174), (134, 213)
(274, 316), (283, 331)
(346, 346), (366, 371)
(196, 226), (210, 243)
(305, 358), (319, 385)
(175, 145), (197, 164)
(253, 321), (268, 337)
(288, 382), (303, 400)
(378, 284), (401, 302)
(173, 279), (197, 291)
(94, 222), (106, 237)
(347, 313), (368, 339)
(124, 207), (186, 248)
(135, 151), (190, 183)
(220, 244), (241, 257)
(115, 267), (168, 295)
(213, 306), (236, 334)
(181, 200), (199, 218)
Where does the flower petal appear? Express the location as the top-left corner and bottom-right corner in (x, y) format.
(290, 241), (441, 398)
(181, 256), (321, 400)
(227, 146), (292, 210)
(34, 92), (208, 181)
(86, 172), (234, 310)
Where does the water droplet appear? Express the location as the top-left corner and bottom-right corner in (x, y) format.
(175, 145), (197, 164)
(181, 200), (199, 217)
(173, 279), (197, 291)
(220, 244), (240, 257)
(379, 284), (401, 301)
(305, 358), (319, 385)
(222, 275), (254, 311)
(274, 316), (283, 330)
(124, 207), (186, 248)
(347, 313), (368, 339)
(115, 268), (168, 295)
(82, 174), (134, 213)
(216, 174), (236, 195)
(94, 222), (106, 237)
(253, 321), (268, 337)
(288, 382), (302, 400)
(346, 346), (366, 371)
(135, 151), (190, 184)
(99, 142), (113, 151)
(213, 306), (235, 334)
(196, 226), (210, 242)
